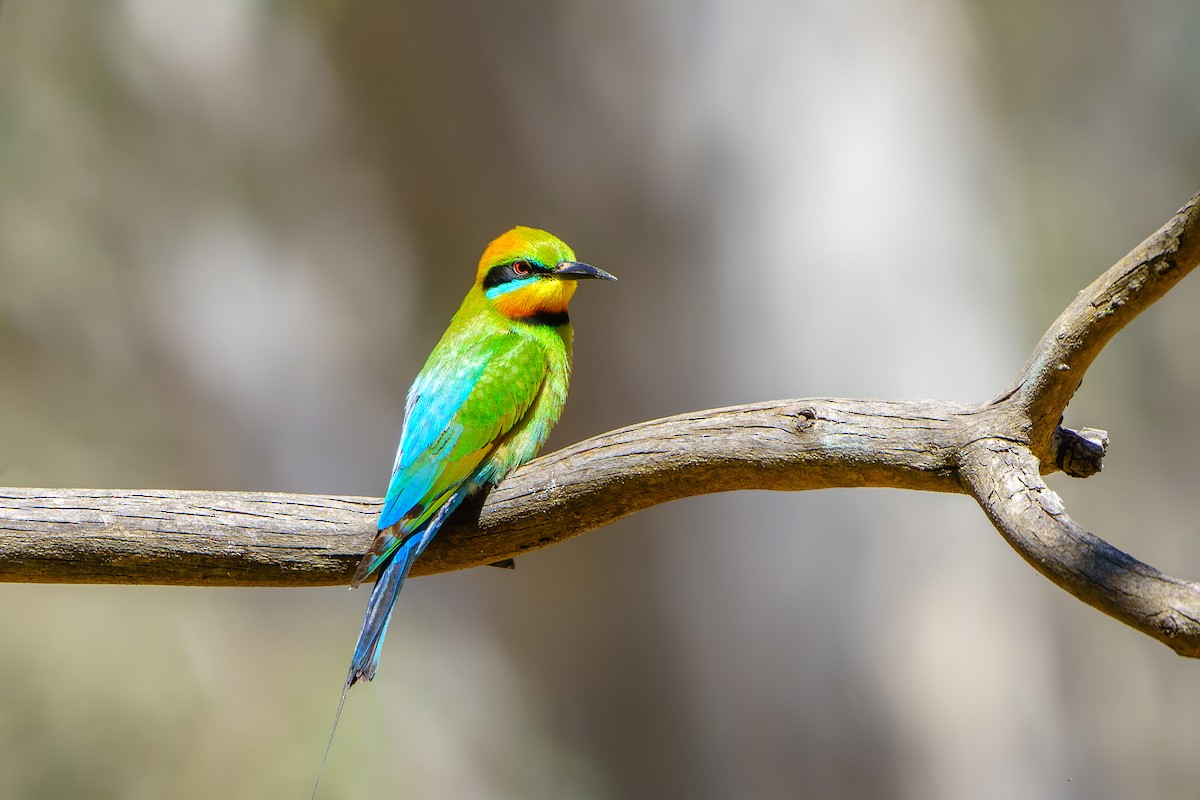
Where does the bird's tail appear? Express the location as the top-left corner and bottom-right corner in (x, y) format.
(349, 534), (423, 686)
(313, 490), (472, 798)
(310, 538), (422, 799)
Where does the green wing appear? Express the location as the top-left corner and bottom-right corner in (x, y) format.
(361, 330), (547, 581)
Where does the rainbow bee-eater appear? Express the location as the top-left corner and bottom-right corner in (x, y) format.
(314, 226), (615, 792)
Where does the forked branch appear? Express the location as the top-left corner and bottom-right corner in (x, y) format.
(1, 193), (1198, 655)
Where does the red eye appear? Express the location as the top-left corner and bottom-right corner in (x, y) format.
(511, 260), (531, 276)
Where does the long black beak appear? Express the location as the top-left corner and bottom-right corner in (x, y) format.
(553, 261), (618, 281)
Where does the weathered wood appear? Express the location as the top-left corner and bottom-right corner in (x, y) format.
(999, 191), (1200, 453)
(0, 488), (375, 586)
(959, 438), (1200, 657)
(0, 399), (987, 585)
(0, 192), (1198, 658)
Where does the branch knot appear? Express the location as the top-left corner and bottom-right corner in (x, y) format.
(1052, 426), (1109, 478)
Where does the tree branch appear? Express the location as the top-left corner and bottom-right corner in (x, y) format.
(1, 193), (1198, 656)
(999, 192), (1200, 454)
(959, 438), (1200, 657)
(0, 399), (980, 586)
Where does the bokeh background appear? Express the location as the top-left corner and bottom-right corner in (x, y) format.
(2, 1), (1200, 798)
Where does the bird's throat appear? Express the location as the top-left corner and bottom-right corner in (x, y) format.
(489, 279), (576, 323)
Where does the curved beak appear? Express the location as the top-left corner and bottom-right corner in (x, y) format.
(553, 261), (618, 281)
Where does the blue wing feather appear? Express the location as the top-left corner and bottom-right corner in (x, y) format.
(360, 331), (547, 579)
(345, 326), (550, 687)
(378, 346), (494, 530)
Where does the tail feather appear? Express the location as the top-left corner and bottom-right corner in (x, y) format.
(352, 527), (404, 588)
(312, 485), (477, 798)
(353, 483), (474, 587)
(348, 485), (469, 680)
(349, 536), (422, 686)
(310, 538), (420, 799)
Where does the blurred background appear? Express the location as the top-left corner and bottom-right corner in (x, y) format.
(2, 1), (1200, 798)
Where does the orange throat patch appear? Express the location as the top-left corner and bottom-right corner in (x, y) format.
(490, 279), (577, 320)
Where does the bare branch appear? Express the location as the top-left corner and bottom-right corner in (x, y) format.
(1, 192), (1199, 660)
(0, 488), (375, 586)
(999, 193), (1200, 456)
(0, 399), (980, 586)
(959, 438), (1200, 656)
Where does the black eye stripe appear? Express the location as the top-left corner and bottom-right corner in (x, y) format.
(482, 260), (549, 289)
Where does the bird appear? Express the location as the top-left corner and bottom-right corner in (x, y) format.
(313, 226), (615, 795)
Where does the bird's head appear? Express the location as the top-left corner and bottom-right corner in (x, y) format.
(475, 226), (616, 323)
